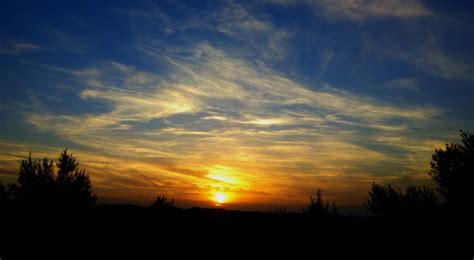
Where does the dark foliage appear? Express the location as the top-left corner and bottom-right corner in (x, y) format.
(56, 149), (97, 207)
(365, 183), (438, 216)
(0, 182), (6, 203)
(429, 130), (474, 212)
(304, 188), (337, 217)
(270, 206), (287, 215)
(365, 129), (473, 217)
(365, 183), (400, 216)
(150, 195), (176, 211)
(402, 185), (438, 212)
(8, 154), (56, 205)
(4, 149), (96, 208)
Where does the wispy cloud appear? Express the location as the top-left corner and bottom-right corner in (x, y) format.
(317, 0), (432, 21)
(270, 0), (432, 22)
(0, 40), (41, 55)
(213, 2), (291, 59)
(121, 1), (291, 61)
(390, 48), (474, 82)
(25, 61), (102, 78)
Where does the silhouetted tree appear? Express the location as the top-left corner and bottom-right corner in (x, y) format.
(7, 153), (56, 205)
(56, 149), (96, 207)
(402, 185), (438, 213)
(365, 183), (401, 216)
(304, 188), (337, 217)
(429, 130), (474, 213)
(365, 182), (438, 216)
(4, 149), (96, 208)
(150, 195), (175, 210)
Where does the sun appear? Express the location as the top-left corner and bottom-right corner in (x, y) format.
(213, 192), (228, 204)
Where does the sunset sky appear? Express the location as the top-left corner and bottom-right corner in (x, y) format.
(1, 0), (473, 212)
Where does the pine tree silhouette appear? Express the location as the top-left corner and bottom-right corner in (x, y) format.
(5, 149), (96, 208)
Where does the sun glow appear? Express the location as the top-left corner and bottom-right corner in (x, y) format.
(204, 166), (246, 206)
(213, 192), (227, 204)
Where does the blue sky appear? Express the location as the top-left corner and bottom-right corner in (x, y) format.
(1, 0), (473, 211)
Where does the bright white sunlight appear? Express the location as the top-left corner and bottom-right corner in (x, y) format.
(213, 192), (228, 204)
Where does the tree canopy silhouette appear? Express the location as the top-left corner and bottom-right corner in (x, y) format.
(304, 188), (337, 217)
(365, 129), (472, 216)
(365, 183), (437, 216)
(5, 149), (96, 208)
(56, 149), (97, 207)
(429, 130), (473, 213)
(9, 154), (56, 204)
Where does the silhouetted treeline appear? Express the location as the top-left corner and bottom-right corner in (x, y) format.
(365, 130), (473, 217)
(365, 183), (438, 216)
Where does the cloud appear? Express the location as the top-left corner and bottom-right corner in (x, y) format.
(0, 40), (41, 55)
(213, 2), (291, 60)
(385, 77), (419, 90)
(121, 1), (291, 61)
(215, 3), (272, 34)
(1, 30), (88, 56)
(271, 0), (432, 22)
(25, 41), (443, 154)
(26, 61), (101, 78)
(390, 48), (474, 82)
(318, 49), (336, 76)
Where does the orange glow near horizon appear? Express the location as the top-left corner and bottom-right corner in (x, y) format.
(203, 165), (248, 206)
(209, 190), (237, 206)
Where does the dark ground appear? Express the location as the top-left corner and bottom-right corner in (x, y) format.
(1, 203), (471, 259)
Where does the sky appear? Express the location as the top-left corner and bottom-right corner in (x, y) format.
(1, 0), (473, 213)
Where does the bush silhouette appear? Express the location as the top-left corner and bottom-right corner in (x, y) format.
(365, 183), (437, 216)
(5, 149), (96, 208)
(304, 188), (337, 217)
(150, 195), (176, 211)
(429, 130), (473, 213)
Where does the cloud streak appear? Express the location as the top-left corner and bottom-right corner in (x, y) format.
(0, 41), (41, 55)
(268, 0), (432, 22)
(390, 48), (474, 82)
